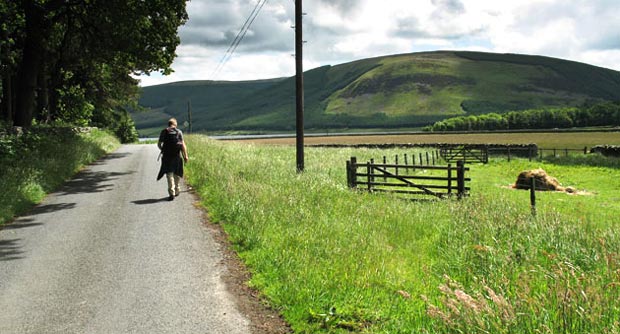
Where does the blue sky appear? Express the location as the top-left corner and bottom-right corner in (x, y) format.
(137, 0), (620, 86)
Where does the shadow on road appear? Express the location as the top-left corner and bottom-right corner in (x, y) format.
(0, 203), (77, 261)
(60, 170), (134, 195)
(30, 202), (77, 215)
(0, 239), (24, 261)
(1, 222), (44, 231)
(90, 152), (132, 165)
(132, 197), (170, 205)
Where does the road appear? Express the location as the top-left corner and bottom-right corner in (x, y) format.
(0, 145), (251, 334)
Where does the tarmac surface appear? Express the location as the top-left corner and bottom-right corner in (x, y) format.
(0, 145), (255, 334)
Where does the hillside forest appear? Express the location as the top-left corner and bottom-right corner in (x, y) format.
(135, 51), (620, 136)
(0, 0), (188, 142)
(424, 101), (620, 132)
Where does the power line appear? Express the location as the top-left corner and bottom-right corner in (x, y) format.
(210, 0), (269, 80)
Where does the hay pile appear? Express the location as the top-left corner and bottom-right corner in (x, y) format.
(513, 168), (575, 193)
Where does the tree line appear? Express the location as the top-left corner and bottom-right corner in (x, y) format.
(424, 101), (620, 132)
(1, 0), (188, 141)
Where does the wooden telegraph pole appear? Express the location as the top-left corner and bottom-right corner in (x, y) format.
(295, 0), (304, 172)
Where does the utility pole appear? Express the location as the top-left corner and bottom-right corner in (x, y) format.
(295, 0), (304, 172)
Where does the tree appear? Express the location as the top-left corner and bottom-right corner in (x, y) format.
(13, 0), (51, 127)
(0, 1), (24, 124)
(425, 102), (620, 132)
(3, 0), (188, 129)
(589, 102), (620, 126)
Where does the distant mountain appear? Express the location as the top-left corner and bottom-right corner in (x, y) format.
(134, 51), (620, 136)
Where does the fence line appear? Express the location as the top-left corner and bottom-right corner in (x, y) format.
(346, 157), (470, 199)
(538, 147), (589, 159)
(313, 143), (609, 161)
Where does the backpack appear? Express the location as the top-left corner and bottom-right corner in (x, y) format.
(161, 127), (182, 156)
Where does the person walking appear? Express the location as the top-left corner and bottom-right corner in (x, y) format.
(157, 118), (189, 201)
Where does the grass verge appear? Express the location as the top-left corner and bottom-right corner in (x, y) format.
(0, 128), (120, 226)
(185, 135), (620, 333)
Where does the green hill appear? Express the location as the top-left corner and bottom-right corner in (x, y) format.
(134, 51), (620, 136)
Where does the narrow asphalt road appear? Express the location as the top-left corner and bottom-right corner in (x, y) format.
(0, 144), (251, 334)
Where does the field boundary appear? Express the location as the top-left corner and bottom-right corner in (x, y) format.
(346, 157), (470, 199)
(216, 128), (620, 141)
(439, 145), (489, 163)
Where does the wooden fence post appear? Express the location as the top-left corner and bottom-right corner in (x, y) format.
(346, 159), (352, 188)
(347, 157), (357, 188)
(457, 160), (465, 199)
(395, 155), (399, 176)
(447, 163), (453, 195)
(584, 146), (588, 155)
(383, 156), (387, 182)
(367, 160), (373, 192)
(530, 177), (536, 217)
(404, 153), (409, 173)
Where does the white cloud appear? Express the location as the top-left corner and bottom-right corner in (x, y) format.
(481, 0), (620, 64)
(213, 53), (298, 80)
(137, 0), (620, 86)
(581, 49), (620, 71)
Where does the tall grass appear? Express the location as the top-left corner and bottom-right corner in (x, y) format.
(0, 128), (119, 225)
(185, 135), (620, 333)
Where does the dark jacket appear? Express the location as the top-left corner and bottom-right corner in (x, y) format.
(157, 127), (184, 180)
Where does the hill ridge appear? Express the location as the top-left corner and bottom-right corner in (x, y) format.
(133, 51), (620, 136)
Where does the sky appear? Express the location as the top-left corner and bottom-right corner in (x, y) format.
(136, 0), (620, 87)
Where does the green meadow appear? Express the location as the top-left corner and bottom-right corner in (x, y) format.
(185, 135), (620, 333)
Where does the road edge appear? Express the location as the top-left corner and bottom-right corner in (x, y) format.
(188, 189), (292, 334)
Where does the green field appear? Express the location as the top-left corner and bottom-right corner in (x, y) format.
(238, 130), (620, 150)
(185, 134), (620, 333)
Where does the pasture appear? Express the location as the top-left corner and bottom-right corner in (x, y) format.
(186, 131), (620, 333)
(235, 130), (620, 150)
